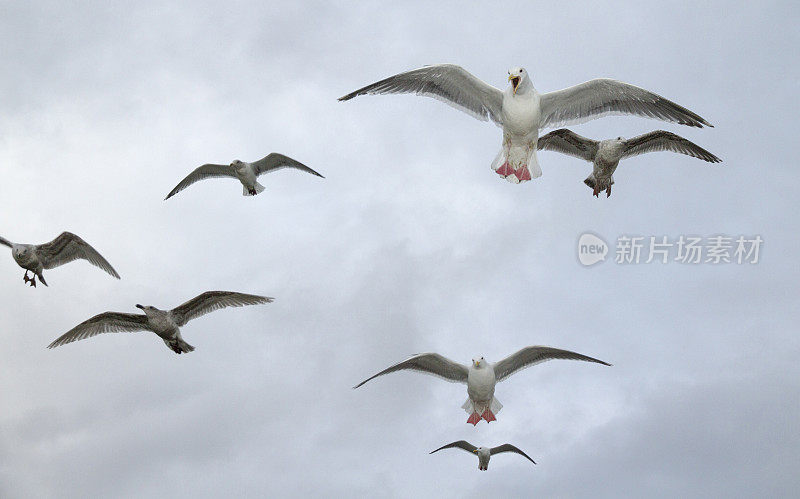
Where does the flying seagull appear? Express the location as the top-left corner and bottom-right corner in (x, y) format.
(353, 346), (610, 425)
(165, 153), (323, 199)
(538, 129), (722, 197)
(339, 64), (712, 184)
(430, 441), (536, 470)
(0, 232), (120, 287)
(48, 291), (273, 353)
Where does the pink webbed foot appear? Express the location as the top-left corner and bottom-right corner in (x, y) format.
(481, 409), (496, 423)
(467, 412), (481, 426)
(495, 161), (515, 177)
(514, 165), (532, 182)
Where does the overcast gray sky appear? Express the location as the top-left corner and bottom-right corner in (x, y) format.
(0, 1), (798, 497)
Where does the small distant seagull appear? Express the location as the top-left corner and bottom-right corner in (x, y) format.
(430, 441), (536, 470)
(339, 64), (711, 184)
(353, 346), (610, 425)
(165, 153), (323, 200)
(0, 232), (120, 287)
(538, 129), (722, 197)
(48, 291), (273, 353)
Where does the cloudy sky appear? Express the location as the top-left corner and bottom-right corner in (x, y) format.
(0, 1), (797, 497)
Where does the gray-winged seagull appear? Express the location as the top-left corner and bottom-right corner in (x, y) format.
(353, 346), (611, 425)
(48, 291), (273, 353)
(339, 64), (712, 184)
(430, 441), (536, 470)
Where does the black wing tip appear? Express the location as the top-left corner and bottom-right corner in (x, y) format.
(338, 93), (356, 102)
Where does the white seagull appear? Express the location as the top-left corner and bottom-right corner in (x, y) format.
(339, 64), (712, 184)
(48, 291), (273, 354)
(430, 441), (536, 470)
(538, 129), (722, 197)
(165, 153), (323, 200)
(0, 232), (120, 287)
(353, 346), (610, 425)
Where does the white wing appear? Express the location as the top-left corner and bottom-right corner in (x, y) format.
(35, 232), (120, 279)
(622, 130), (721, 162)
(170, 291), (274, 327)
(48, 312), (150, 348)
(539, 79), (712, 129)
(537, 129), (599, 161)
(353, 352), (469, 388)
(165, 164), (236, 200)
(339, 64), (504, 125)
(251, 153), (324, 178)
(493, 346), (611, 383)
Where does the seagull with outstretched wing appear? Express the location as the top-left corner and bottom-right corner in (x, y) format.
(430, 440), (536, 470)
(538, 128), (721, 197)
(0, 232), (119, 287)
(353, 346), (610, 425)
(340, 64), (712, 184)
(48, 291), (273, 354)
(165, 153), (323, 200)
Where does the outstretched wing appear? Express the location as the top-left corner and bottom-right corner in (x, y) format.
(622, 130), (721, 163)
(353, 352), (469, 389)
(430, 440), (477, 455)
(251, 153), (324, 178)
(36, 232), (120, 278)
(47, 312), (149, 349)
(537, 129), (598, 161)
(490, 444), (537, 465)
(339, 64), (504, 125)
(164, 164), (236, 200)
(0, 236), (11, 248)
(170, 291), (274, 327)
(493, 346), (611, 383)
(539, 79), (712, 129)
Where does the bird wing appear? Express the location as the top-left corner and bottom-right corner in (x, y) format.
(493, 346), (611, 382)
(47, 312), (150, 348)
(353, 352), (469, 388)
(621, 130), (722, 163)
(0, 236), (11, 248)
(251, 153), (324, 178)
(339, 64), (504, 125)
(164, 164), (236, 200)
(170, 291), (274, 327)
(490, 444), (537, 465)
(35, 232), (120, 278)
(538, 79), (712, 129)
(430, 440), (478, 455)
(537, 129), (598, 161)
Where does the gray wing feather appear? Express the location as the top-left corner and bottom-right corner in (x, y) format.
(36, 232), (120, 278)
(164, 164), (235, 200)
(251, 153), (324, 178)
(170, 291), (274, 327)
(493, 346), (611, 383)
(47, 312), (149, 348)
(430, 441), (477, 455)
(353, 353), (469, 389)
(539, 79), (712, 129)
(622, 130), (722, 162)
(537, 129), (599, 161)
(0, 236), (11, 248)
(339, 64), (504, 125)
(490, 444), (537, 465)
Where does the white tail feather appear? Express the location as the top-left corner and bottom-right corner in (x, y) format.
(242, 182), (266, 196)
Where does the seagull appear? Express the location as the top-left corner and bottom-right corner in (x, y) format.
(0, 232), (120, 287)
(47, 291), (273, 353)
(430, 441), (536, 470)
(353, 346), (610, 425)
(538, 129), (722, 197)
(165, 153), (323, 200)
(339, 64), (712, 184)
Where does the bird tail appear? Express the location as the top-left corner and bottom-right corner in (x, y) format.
(490, 396), (503, 415)
(461, 398), (474, 414)
(37, 272), (48, 287)
(491, 145), (542, 184)
(243, 182), (266, 196)
(165, 338), (195, 354)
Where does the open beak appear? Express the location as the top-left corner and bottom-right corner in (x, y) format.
(509, 75), (520, 94)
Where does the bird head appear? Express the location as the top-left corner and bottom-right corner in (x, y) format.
(231, 160), (246, 171)
(472, 357), (486, 368)
(507, 67), (528, 94)
(135, 304), (157, 314)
